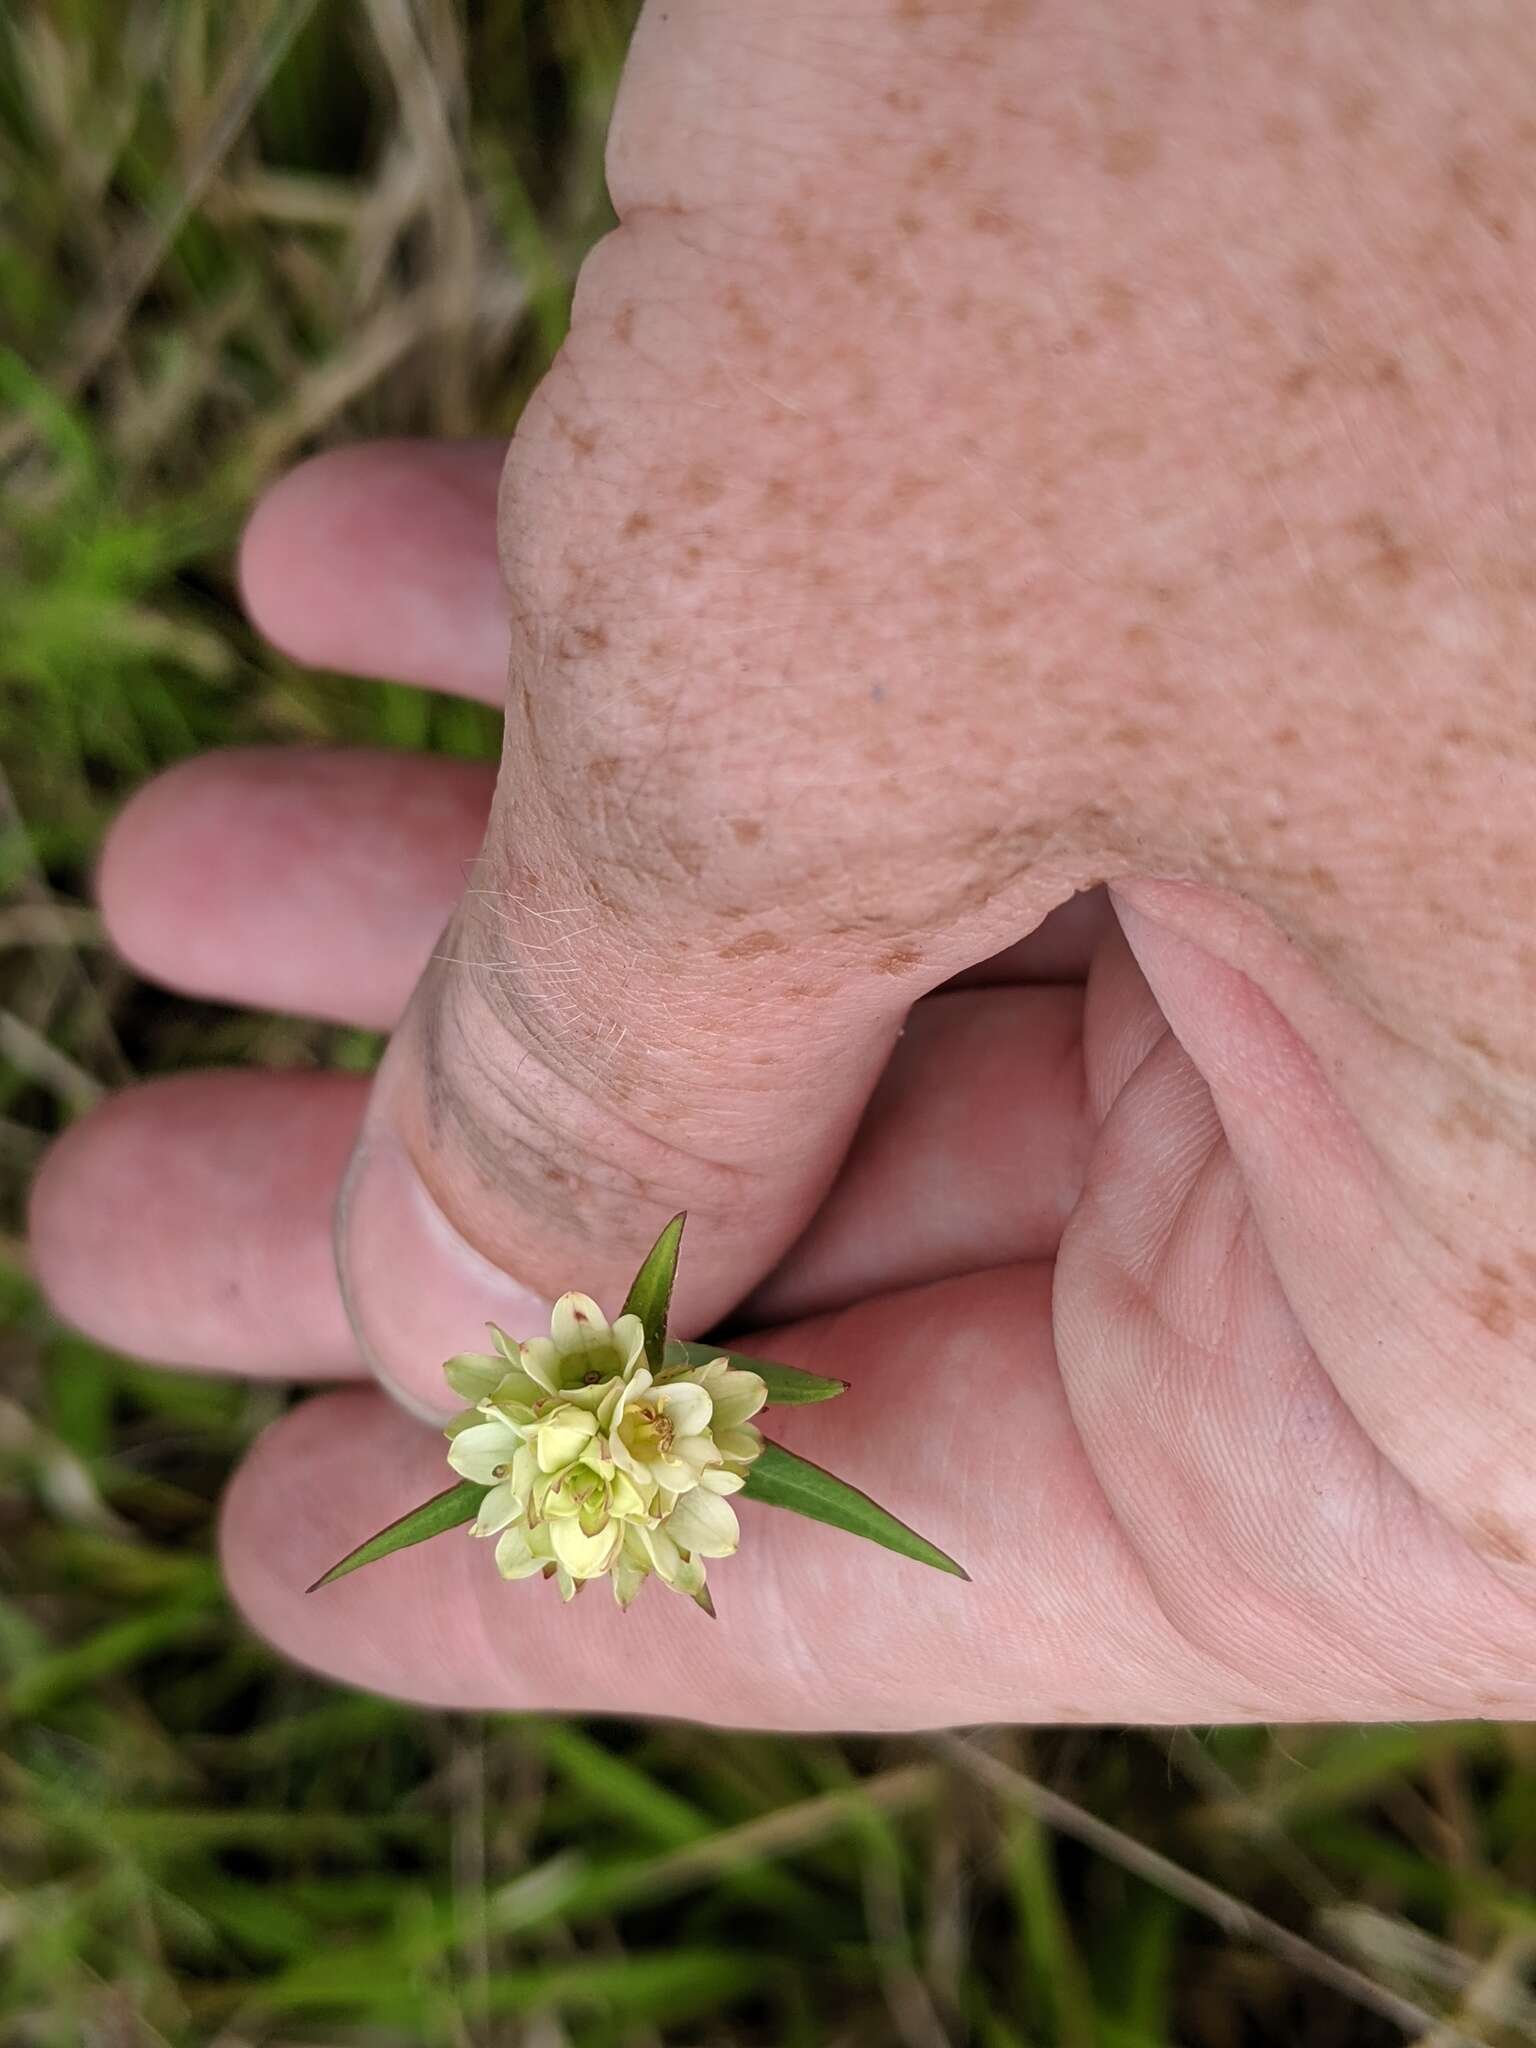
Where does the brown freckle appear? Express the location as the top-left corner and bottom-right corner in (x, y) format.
(916, 143), (957, 184)
(947, 288), (974, 325)
(1109, 720), (1152, 748)
(1455, 1025), (1500, 1065)
(729, 818), (764, 846)
(621, 510), (653, 541)
(719, 930), (787, 961)
(1517, 1248), (1536, 1283)
(681, 544), (704, 572)
(1481, 1258), (1513, 1287)
(1103, 129), (1160, 179)
(783, 982), (816, 1000)
(1368, 354), (1407, 393)
(1304, 863), (1340, 896)
(646, 636), (677, 664)
(683, 464), (723, 507)
(884, 86), (923, 114)
(1332, 89), (1377, 141)
(1122, 622), (1157, 649)
(1096, 278), (1138, 327)
(889, 470), (934, 508)
(722, 283), (770, 346)
(588, 755), (620, 786)
(1447, 149), (1515, 242)
(614, 303), (636, 345)
(1271, 724), (1301, 749)
(1293, 255), (1337, 301)
(1278, 361), (1319, 402)
(1442, 722), (1476, 747)
(875, 945), (924, 976)
(1436, 1094), (1497, 1144)
(777, 207), (808, 248)
(896, 208), (925, 238)
(1351, 512), (1414, 588)
(564, 421), (597, 458)
(571, 622), (609, 653)
(1068, 322), (1094, 353)
(1263, 114), (1302, 149)
(848, 251), (877, 287)
(1089, 426), (1146, 460)
(1148, 581), (1185, 609)
(970, 204), (1014, 237)
(1469, 1509), (1528, 1563)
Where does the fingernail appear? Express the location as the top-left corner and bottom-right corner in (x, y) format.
(335, 1132), (549, 1420)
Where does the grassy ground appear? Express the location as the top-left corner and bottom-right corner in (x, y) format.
(3, 4), (1535, 2043)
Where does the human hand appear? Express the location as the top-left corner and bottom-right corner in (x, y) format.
(31, 0), (1536, 1728)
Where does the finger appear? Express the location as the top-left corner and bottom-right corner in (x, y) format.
(1104, 881), (1536, 1605)
(220, 1268), (1236, 1728)
(100, 744), (1096, 1028)
(28, 1072), (367, 1377)
(239, 440), (510, 703)
(746, 985), (1089, 1322)
(222, 1259), (1536, 1726)
(100, 748), (495, 1029)
(28, 987), (1092, 1382)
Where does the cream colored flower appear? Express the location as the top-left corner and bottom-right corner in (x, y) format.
(680, 1357), (767, 1469)
(440, 1303), (767, 1610)
(519, 1293), (647, 1401)
(608, 1370), (721, 1495)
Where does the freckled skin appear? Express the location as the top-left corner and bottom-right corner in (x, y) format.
(390, 0), (1536, 1708)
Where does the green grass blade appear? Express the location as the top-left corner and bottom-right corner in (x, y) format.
(621, 1212), (686, 1367)
(743, 1443), (969, 1579)
(665, 1339), (847, 1404)
(306, 1481), (487, 1591)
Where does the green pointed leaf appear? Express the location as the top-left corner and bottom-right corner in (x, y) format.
(622, 1213), (686, 1368)
(306, 1481), (488, 1592)
(663, 1340), (847, 1406)
(742, 1442), (969, 1579)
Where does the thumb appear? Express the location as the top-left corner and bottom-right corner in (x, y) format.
(336, 776), (903, 1417)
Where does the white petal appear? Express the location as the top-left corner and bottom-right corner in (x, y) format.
(519, 1338), (565, 1395)
(611, 1313), (648, 1374)
(657, 1381), (711, 1437)
(635, 1521), (683, 1583)
(552, 1292), (612, 1360)
(489, 1325), (523, 1367)
(484, 1370), (545, 1416)
(608, 1469), (650, 1519)
(715, 1424), (763, 1466)
(446, 1420), (522, 1484)
(535, 1409), (599, 1474)
(443, 1353), (506, 1404)
(494, 1525), (541, 1578)
(550, 1514), (621, 1580)
(474, 1483), (523, 1536)
(663, 1487), (740, 1558)
(700, 1468), (745, 1495)
(707, 1370), (768, 1430)
(612, 1556), (647, 1609)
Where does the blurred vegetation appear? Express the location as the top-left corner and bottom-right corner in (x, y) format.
(2, 3), (1535, 2043)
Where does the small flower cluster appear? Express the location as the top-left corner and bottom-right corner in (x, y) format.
(443, 1294), (766, 1609)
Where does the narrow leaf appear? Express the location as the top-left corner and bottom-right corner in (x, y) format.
(622, 1213), (686, 1368)
(663, 1340), (847, 1406)
(742, 1442), (969, 1579)
(307, 1482), (488, 1592)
